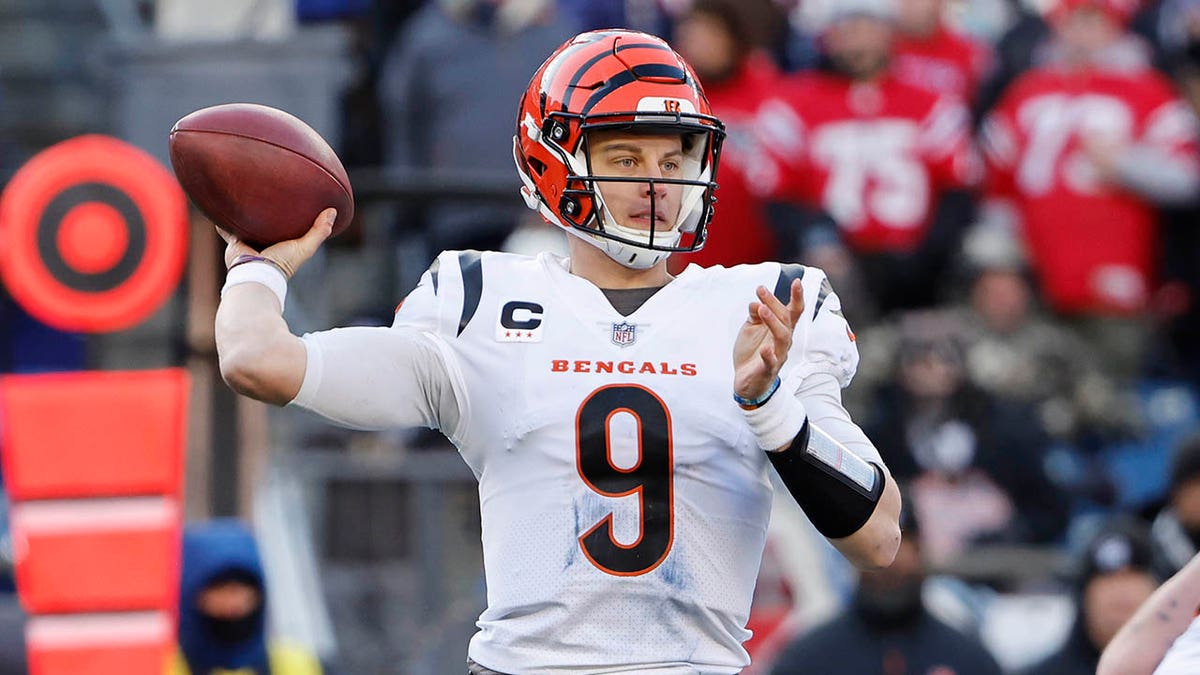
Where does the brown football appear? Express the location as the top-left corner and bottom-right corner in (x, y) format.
(168, 103), (354, 248)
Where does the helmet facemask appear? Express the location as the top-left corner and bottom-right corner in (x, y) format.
(567, 123), (717, 268)
(520, 112), (722, 269)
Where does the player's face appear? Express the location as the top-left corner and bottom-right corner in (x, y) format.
(825, 16), (893, 80)
(1083, 569), (1157, 649)
(587, 130), (686, 233)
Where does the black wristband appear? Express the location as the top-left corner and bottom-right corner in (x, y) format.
(768, 421), (887, 539)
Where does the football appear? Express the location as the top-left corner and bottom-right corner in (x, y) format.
(168, 103), (354, 248)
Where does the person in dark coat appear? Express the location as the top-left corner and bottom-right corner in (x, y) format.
(171, 519), (323, 675)
(862, 312), (1069, 565)
(1020, 517), (1159, 675)
(1151, 434), (1200, 579)
(770, 491), (1002, 675)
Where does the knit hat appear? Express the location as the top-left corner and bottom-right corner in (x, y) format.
(1079, 517), (1155, 588)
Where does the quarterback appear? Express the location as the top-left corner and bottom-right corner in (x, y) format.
(215, 30), (901, 674)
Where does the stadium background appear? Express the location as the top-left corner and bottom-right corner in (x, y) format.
(1, 0), (1199, 673)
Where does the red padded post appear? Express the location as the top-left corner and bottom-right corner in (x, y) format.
(25, 612), (173, 675)
(0, 369), (188, 675)
(0, 369), (188, 501)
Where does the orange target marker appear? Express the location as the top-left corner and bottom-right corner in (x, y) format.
(0, 135), (188, 333)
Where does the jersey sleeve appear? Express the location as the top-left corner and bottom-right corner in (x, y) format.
(393, 249), (489, 340)
(290, 325), (461, 435)
(393, 250), (452, 335)
(779, 265), (859, 390)
(287, 252), (474, 438)
(777, 265), (882, 468)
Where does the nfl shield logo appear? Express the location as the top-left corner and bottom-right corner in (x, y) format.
(611, 321), (637, 347)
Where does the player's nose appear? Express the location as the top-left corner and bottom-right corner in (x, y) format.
(641, 175), (669, 198)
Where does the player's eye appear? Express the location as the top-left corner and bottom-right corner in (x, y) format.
(662, 160), (680, 173)
(616, 157), (637, 169)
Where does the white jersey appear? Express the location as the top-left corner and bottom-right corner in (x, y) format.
(292, 251), (875, 674)
(1155, 614), (1200, 675)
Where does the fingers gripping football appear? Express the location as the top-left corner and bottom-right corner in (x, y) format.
(733, 279), (805, 401)
(219, 208), (336, 278)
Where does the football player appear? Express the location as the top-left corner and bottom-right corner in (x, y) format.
(214, 30), (901, 674)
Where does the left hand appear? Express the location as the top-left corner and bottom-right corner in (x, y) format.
(733, 279), (805, 401)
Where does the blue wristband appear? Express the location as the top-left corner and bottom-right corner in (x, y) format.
(734, 376), (781, 410)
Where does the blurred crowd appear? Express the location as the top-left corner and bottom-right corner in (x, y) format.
(354, 0), (1200, 670)
(4, 0), (1200, 672)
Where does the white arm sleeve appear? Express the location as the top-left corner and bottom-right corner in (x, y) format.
(288, 325), (461, 435)
(796, 372), (883, 466)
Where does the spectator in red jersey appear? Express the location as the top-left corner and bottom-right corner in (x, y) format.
(760, 0), (980, 324)
(979, 0), (1200, 378)
(669, 0), (789, 271)
(892, 0), (994, 105)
